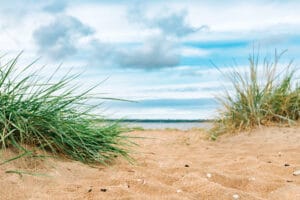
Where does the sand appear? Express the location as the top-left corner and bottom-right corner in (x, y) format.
(0, 126), (299, 200)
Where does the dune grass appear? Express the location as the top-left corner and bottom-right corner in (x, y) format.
(212, 50), (300, 137)
(0, 53), (131, 165)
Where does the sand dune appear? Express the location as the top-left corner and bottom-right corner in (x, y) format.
(0, 126), (299, 200)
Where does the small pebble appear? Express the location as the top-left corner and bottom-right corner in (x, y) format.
(232, 194), (239, 199)
(267, 161), (272, 163)
(176, 189), (182, 193)
(137, 179), (146, 184)
(293, 170), (300, 176)
(284, 163), (290, 167)
(206, 173), (212, 178)
(184, 164), (189, 168)
(100, 188), (107, 192)
(88, 188), (92, 193)
(286, 180), (293, 183)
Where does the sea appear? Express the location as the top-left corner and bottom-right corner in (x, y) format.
(119, 119), (213, 130)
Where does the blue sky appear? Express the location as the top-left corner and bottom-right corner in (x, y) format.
(1, 0), (300, 119)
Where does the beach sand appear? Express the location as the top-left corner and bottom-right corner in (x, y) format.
(0, 126), (299, 200)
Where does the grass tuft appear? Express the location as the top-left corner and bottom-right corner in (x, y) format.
(0, 53), (131, 165)
(212, 50), (300, 136)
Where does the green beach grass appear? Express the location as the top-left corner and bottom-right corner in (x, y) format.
(0, 53), (131, 165)
(211, 50), (300, 137)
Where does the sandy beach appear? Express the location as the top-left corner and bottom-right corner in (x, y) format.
(0, 126), (299, 200)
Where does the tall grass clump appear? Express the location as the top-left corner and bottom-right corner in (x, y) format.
(213, 50), (300, 135)
(0, 53), (130, 164)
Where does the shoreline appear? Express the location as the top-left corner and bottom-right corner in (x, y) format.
(103, 119), (215, 130)
(105, 119), (214, 123)
(121, 121), (213, 131)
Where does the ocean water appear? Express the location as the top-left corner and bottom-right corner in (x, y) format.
(121, 121), (213, 130)
(99, 97), (219, 130)
(103, 98), (219, 120)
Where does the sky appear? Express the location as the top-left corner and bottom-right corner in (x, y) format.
(1, 0), (300, 119)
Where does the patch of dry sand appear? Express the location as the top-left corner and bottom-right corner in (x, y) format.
(0, 127), (299, 200)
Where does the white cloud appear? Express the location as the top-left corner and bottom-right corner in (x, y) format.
(33, 15), (94, 60)
(43, 0), (67, 13)
(115, 35), (180, 69)
(66, 4), (145, 43)
(181, 47), (210, 57)
(127, 5), (207, 37)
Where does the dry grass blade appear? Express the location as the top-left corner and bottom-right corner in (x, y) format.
(211, 50), (300, 137)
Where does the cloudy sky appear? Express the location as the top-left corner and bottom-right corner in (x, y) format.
(1, 0), (300, 119)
